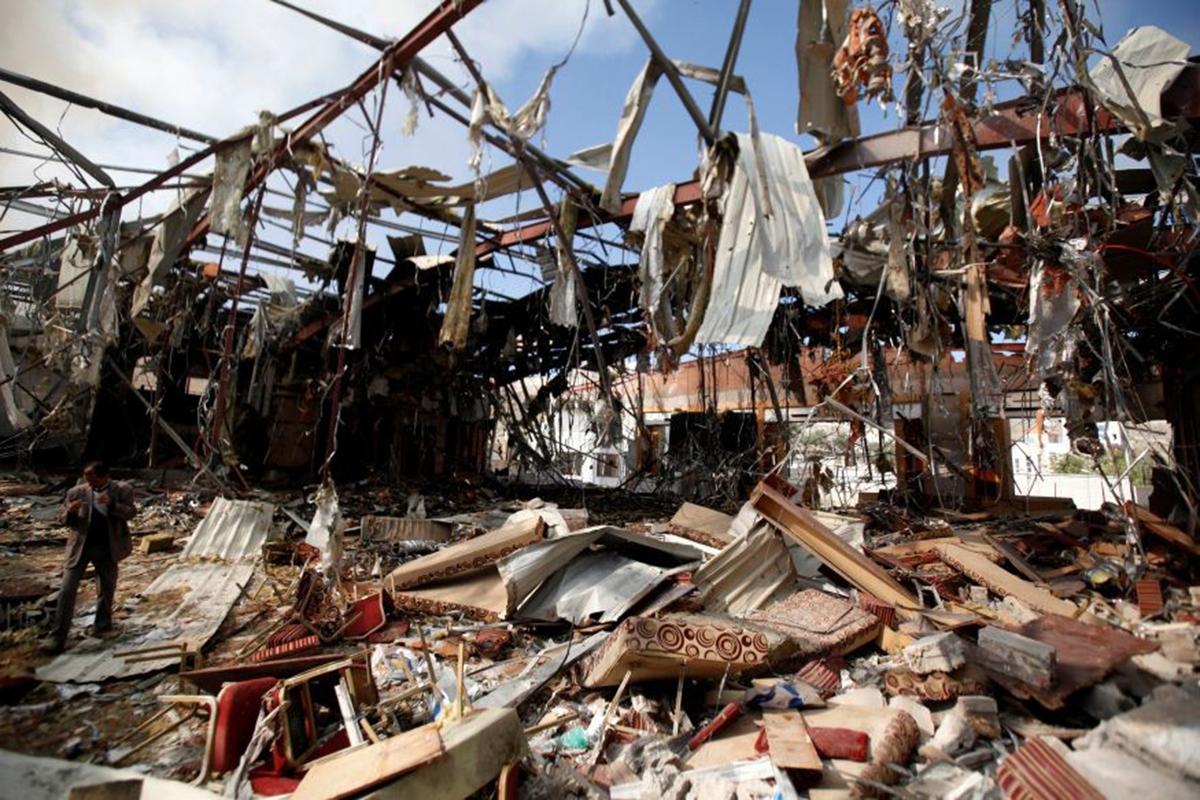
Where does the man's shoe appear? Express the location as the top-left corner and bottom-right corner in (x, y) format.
(39, 638), (65, 655)
(91, 625), (118, 639)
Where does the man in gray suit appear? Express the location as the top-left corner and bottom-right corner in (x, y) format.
(42, 461), (136, 654)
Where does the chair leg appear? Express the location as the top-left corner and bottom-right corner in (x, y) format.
(159, 694), (218, 785)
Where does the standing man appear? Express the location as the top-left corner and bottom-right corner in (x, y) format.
(42, 461), (136, 654)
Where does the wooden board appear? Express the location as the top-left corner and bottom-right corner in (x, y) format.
(1129, 503), (1200, 556)
(668, 502), (735, 548)
(363, 708), (528, 800)
(292, 724), (444, 800)
(751, 476), (921, 619)
(386, 516), (543, 591)
(763, 710), (822, 773)
(934, 543), (1082, 619)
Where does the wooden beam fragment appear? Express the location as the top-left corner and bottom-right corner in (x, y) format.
(762, 710), (822, 777)
(362, 708), (527, 800)
(750, 476), (921, 619)
(934, 543), (1083, 620)
(292, 723), (444, 800)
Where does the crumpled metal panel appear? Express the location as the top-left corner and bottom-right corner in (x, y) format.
(181, 497), (276, 560)
(697, 132), (841, 347)
(35, 561), (255, 683)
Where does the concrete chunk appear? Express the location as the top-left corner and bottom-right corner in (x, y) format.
(903, 632), (967, 675)
(138, 533), (175, 554)
(976, 625), (1056, 688)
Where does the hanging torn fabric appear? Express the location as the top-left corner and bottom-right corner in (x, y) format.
(305, 481), (345, 575)
(696, 133), (842, 348)
(439, 203), (478, 350)
(210, 135), (254, 246)
(467, 67), (558, 192)
(0, 311), (31, 433)
(601, 58), (665, 213)
(399, 65), (423, 136)
(55, 230), (96, 311)
(796, 0), (860, 145)
(1088, 26), (1189, 142)
(962, 263), (1003, 417)
(346, 245), (367, 350)
(129, 186), (207, 320)
(1027, 261), (1081, 379)
(628, 184), (678, 344)
(548, 200), (579, 328)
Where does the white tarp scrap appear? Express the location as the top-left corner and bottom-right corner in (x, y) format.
(696, 132), (842, 347)
(0, 313), (32, 432)
(628, 183), (677, 341)
(1027, 260), (1081, 379)
(209, 135), (254, 245)
(305, 481), (345, 573)
(468, 67), (557, 193)
(1089, 26), (1190, 141)
(601, 58), (664, 213)
(132, 187), (208, 318)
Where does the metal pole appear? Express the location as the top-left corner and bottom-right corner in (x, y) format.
(615, 0), (717, 146)
(321, 75), (391, 481)
(0, 89), (114, 187)
(707, 0), (753, 132)
(209, 188), (265, 457)
(0, 66), (215, 144)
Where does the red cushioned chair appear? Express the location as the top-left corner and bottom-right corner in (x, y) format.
(159, 676), (278, 785)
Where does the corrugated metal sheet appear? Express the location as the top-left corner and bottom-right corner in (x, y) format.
(36, 561), (255, 683)
(696, 132), (841, 347)
(181, 497), (276, 560)
(997, 736), (1104, 800)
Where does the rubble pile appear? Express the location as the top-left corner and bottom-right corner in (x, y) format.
(1, 470), (1196, 799)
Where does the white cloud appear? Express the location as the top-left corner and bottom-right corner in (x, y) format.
(0, 0), (654, 232)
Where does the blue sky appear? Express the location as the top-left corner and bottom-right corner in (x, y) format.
(455, 0), (1200, 297)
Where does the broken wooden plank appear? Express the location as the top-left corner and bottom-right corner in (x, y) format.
(668, 502), (735, 548)
(750, 476), (921, 618)
(293, 723), (444, 800)
(934, 542), (1083, 620)
(982, 532), (1044, 583)
(362, 708), (527, 800)
(385, 516), (543, 591)
(763, 710), (822, 777)
(1128, 503), (1200, 556)
(139, 533), (175, 554)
